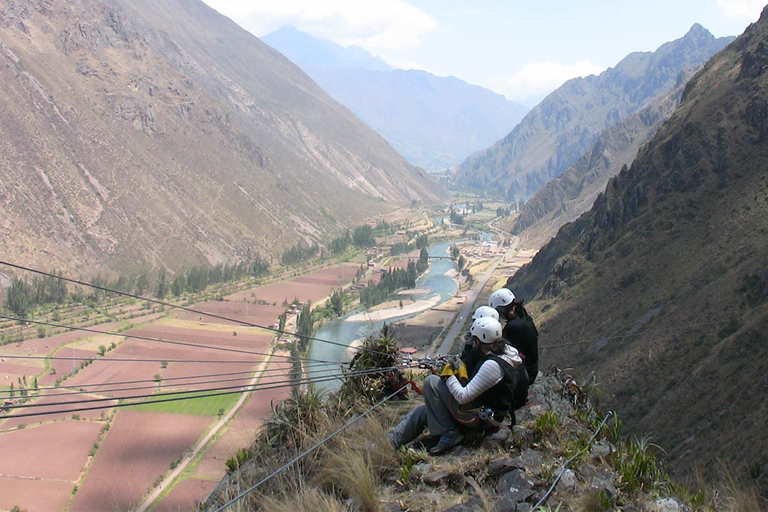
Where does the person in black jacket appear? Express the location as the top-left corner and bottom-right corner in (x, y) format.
(502, 298), (539, 384)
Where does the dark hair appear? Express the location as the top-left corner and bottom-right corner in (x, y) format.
(511, 299), (530, 319)
(489, 339), (506, 355)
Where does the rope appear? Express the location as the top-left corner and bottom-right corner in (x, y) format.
(0, 261), (397, 358)
(532, 412), (613, 510)
(212, 386), (405, 511)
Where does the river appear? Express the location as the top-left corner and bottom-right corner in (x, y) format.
(307, 240), (460, 389)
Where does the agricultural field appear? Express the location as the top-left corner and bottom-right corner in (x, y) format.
(69, 411), (213, 512)
(0, 420), (103, 511)
(0, 262), (363, 510)
(128, 390), (241, 416)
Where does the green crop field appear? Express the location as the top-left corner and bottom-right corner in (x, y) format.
(127, 390), (241, 416)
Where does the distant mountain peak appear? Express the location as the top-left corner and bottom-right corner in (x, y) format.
(262, 26), (391, 72)
(683, 23), (715, 43)
(262, 25), (529, 170)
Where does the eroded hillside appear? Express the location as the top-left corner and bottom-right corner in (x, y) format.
(508, 9), (768, 486)
(451, 25), (732, 201)
(0, 0), (446, 276)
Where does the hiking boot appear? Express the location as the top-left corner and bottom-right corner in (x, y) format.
(429, 431), (464, 455)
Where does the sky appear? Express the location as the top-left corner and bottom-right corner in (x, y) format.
(202, 0), (765, 107)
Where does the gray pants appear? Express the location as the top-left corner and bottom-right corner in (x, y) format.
(388, 375), (456, 448)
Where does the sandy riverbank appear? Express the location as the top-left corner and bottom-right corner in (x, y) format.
(346, 295), (442, 322)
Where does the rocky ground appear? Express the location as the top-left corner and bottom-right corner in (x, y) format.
(376, 370), (702, 512)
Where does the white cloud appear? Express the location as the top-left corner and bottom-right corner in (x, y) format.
(490, 60), (606, 103)
(716, 0), (765, 18)
(202, 0), (437, 50)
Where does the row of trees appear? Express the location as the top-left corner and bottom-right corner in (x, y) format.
(281, 241), (320, 265)
(164, 256), (270, 298)
(5, 253), (271, 316)
(5, 273), (68, 317)
(296, 301), (315, 352)
(359, 248), (429, 308)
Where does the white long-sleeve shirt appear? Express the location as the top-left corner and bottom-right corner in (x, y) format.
(446, 345), (522, 405)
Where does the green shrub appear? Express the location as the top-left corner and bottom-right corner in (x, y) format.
(225, 448), (252, 473)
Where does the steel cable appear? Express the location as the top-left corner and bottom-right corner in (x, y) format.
(0, 261), (399, 358)
(212, 386), (406, 511)
(0, 365), (417, 421)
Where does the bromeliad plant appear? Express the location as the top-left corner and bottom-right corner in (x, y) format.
(338, 323), (402, 403)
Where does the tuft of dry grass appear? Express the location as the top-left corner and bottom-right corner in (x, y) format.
(317, 447), (380, 512)
(259, 488), (348, 512)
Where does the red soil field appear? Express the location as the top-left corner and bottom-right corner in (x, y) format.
(190, 426), (254, 481)
(70, 411), (212, 512)
(226, 264), (358, 305)
(60, 328), (272, 398)
(0, 420), (102, 480)
(172, 301), (286, 328)
(0, 390), (113, 430)
(0, 320), (126, 358)
(63, 358), (167, 399)
(155, 478), (218, 512)
(0, 478), (74, 512)
(38, 348), (98, 386)
(129, 325), (273, 353)
(0, 361), (43, 388)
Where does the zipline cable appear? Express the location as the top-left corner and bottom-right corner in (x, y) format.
(0, 361), (341, 398)
(0, 314), (347, 366)
(0, 365), (417, 420)
(0, 261), (397, 358)
(212, 386), (406, 511)
(1, 365), (407, 411)
(532, 412), (613, 510)
(0, 363), (347, 400)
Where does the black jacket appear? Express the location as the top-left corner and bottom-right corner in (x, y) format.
(502, 315), (539, 384)
(461, 345), (529, 417)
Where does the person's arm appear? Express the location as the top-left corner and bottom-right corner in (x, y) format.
(445, 360), (503, 404)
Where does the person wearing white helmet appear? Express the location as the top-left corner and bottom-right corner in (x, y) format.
(490, 286), (540, 384)
(461, 305), (500, 361)
(488, 287), (516, 320)
(387, 317), (526, 455)
(472, 305), (499, 321)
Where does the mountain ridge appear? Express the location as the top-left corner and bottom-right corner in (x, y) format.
(262, 27), (529, 170)
(511, 74), (689, 245)
(506, 11), (768, 481)
(451, 24), (734, 200)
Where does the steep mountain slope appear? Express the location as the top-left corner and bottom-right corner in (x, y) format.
(262, 27), (529, 171)
(507, 11), (768, 480)
(0, 0), (445, 276)
(452, 25), (733, 200)
(512, 78), (686, 246)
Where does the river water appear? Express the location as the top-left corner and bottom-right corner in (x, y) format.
(308, 240), (459, 373)
(307, 217), (496, 389)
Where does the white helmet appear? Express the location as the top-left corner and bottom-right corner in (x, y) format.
(489, 288), (515, 309)
(469, 317), (503, 344)
(472, 306), (499, 321)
